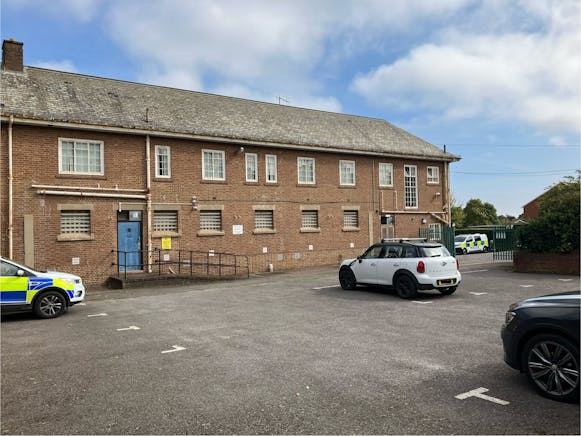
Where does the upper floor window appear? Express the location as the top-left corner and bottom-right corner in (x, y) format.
(59, 139), (103, 175)
(266, 154), (278, 183)
(339, 160), (356, 186)
(427, 166), (439, 184)
(245, 153), (258, 182)
(298, 157), (315, 184)
(155, 145), (171, 178)
(404, 165), (418, 208)
(379, 163), (393, 187)
(202, 150), (225, 181)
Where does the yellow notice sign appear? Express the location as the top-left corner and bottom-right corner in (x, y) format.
(161, 237), (172, 250)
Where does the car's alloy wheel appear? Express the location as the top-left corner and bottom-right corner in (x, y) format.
(523, 334), (579, 402)
(34, 291), (67, 319)
(339, 268), (357, 290)
(395, 274), (418, 299)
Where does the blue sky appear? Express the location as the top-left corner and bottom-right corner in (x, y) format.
(2, 0), (579, 217)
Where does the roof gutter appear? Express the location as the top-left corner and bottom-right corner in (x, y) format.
(0, 115), (461, 163)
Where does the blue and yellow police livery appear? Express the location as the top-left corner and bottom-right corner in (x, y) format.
(1, 257), (85, 318)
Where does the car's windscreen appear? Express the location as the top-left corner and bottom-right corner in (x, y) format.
(420, 246), (451, 257)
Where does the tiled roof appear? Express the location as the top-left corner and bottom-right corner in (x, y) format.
(1, 67), (459, 161)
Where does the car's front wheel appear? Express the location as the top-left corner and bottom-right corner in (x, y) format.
(439, 286), (457, 295)
(33, 291), (67, 319)
(522, 334), (579, 402)
(394, 274), (418, 299)
(339, 268), (357, 290)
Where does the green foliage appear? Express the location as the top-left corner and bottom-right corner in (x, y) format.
(463, 198), (499, 227)
(451, 205), (465, 228)
(517, 174), (580, 253)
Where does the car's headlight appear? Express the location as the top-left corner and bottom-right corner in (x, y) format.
(505, 311), (516, 325)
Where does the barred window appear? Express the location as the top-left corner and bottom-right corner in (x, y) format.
(343, 210), (359, 228)
(427, 166), (439, 184)
(301, 210), (319, 229)
(155, 145), (171, 178)
(59, 139), (103, 175)
(404, 165), (418, 208)
(379, 163), (393, 187)
(60, 210), (90, 234)
(200, 210), (222, 231)
(154, 210), (178, 232)
(254, 210), (274, 230)
(340, 160), (355, 186)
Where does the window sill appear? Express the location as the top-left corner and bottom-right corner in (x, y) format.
(339, 185), (357, 189)
(342, 227), (360, 232)
(253, 229), (277, 235)
(154, 177), (173, 183)
(201, 179), (227, 184)
(152, 231), (181, 238)
(56, 174), (107, 180)
(300, 228), (321, 233)
(197, 230), (225, 237)
(297, 184), (317, 188)
(57, 233), (95, 242)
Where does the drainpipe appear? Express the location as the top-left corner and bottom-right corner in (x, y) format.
(146, 135), (153, 273)
(8, 115), (14, 258)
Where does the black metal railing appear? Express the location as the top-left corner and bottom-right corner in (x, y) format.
(111, 248), (249, 281)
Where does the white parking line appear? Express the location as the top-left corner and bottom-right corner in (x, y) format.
(520, 285), (534, 288)
(462, 269), (488, 274)
(470, 292), (488, 296)
(412, 301), (433, 304)
(116, 326), (140, 331)
(312, 285), (338, 290)
(455, 387), (509, 406)
(87, 313), (108, 317)
(77, 303), (87, 306)
(558, 279), (573, 282)
(161, 345), (186, 354)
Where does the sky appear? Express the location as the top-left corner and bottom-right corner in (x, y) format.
(2, 0), (579, 217)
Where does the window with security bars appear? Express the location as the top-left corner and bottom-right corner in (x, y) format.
(254, 210), (274, 230)
(343, 210), (359, 228)
(301, 210), (319, 229)
(404, 165), (418, 208)
(154, 211), (178, 232)
(200, 210), (222, 231)
(60, 210), (90, 234)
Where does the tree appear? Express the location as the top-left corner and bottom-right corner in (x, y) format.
(450, 193), (465, 228)
(517, 173), (580, 253)
(463, 198), (499, 227)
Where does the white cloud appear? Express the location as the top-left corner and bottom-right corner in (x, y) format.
(32, 60), (78, 73)
(351, 0), (580, 133)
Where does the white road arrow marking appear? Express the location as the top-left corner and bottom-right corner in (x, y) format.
(87, 313), (108, 317)
(412, 301), (433, 304)
(161, 345), (186, 354)
(470, 292), (488, 296)
(462, 269), (489, 274)
(520, 285), (534, 288)
(116, 326), (141, 331)
(455, 387), (509, 405)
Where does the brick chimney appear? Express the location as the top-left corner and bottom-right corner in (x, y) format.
(2, 39), (24, 72)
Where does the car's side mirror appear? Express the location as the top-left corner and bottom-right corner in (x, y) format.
(17, 269), (25, 277)
(358, 258), (362, 263)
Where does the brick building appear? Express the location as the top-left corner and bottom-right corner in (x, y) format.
(1, 40), (460, 285)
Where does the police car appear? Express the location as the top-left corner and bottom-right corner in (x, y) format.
(339, 239), (461, 299)
(0, 257), (85, 318)
(454, 233), (489, 254)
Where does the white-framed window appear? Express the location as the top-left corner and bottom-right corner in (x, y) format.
(343, 210), (359, 228)
(155, 145), (171, 178)
(429, 223), (442, 240)
(339, 160), (356, 186)
(404, 165), (418, 208)
(254, 210), (274, 230)
(58, 138), (104, 175)
(427, 166), (439, 184)
(379, 163), (393, 187)
(202, 150), (225, 181)
(297, 157), (315, 184)
(265, 154), (277, 183)
(154, 210), (178, 233)
(200, 210), (222, 231)
(245, 153), (258, 182)
(60, 210), (91, 234)
(301, 210), (319, 229)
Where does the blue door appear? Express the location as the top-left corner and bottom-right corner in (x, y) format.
(117, 222), (142, 271)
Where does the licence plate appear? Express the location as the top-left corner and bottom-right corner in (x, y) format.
(437, 278), (456, 286)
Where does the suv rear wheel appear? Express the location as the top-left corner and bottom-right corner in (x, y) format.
(395, 274), (418, 299)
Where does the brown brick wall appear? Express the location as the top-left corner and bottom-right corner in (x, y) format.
(513, 251), (580, 275)
(1, 124), (449, 285)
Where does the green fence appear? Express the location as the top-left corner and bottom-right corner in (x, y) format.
(419, 226), (456, 257)
(491, 226), (517, 261)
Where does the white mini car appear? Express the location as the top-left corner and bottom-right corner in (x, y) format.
(339, 239), (461, 299)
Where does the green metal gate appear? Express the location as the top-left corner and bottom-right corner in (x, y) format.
(419, 226), (456, 257)
(492, 226), (517, 261)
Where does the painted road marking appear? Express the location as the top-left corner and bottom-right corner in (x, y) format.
(87, 313), (108, 317)
(313, 285), (338, 290)
(77, 303), (87, 306)
(455, 387), (509, 405)
(462, 269), (489, 274)
(558, 279), (573, 282)
(470, 292), (488, 296)
(116, 326), (141, 331)
(412, 301), (433, 304)
(161, 345), (186, 354)
(520, 285), (534, 288)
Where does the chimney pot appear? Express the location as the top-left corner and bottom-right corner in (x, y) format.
(2, 39), (24, 72)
